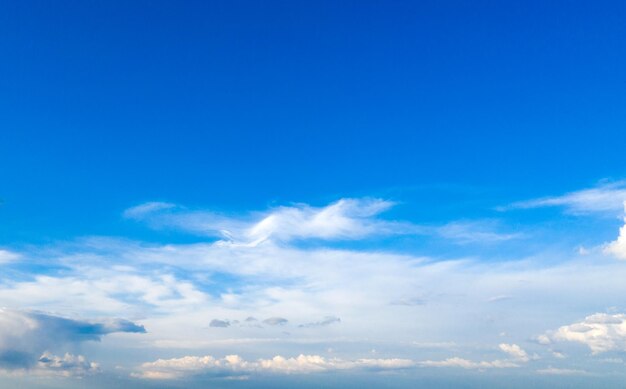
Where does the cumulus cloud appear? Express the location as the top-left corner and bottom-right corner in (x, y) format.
(0, 309), (145, 372)
(498, 343), (530, 362)
(603, 202), (626, 260)
(540, 313), (626, 354)
(133, 354), (414, 379)
(503, 181), (626, 215)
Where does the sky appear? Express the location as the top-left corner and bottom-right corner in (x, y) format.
(1, 0), (626, 387)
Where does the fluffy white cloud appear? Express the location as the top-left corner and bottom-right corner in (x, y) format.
(541, 313), (626, 354)
(133, 354), (414, 379)
(498, 343), (530, 362)
(504, 181), (626, 215)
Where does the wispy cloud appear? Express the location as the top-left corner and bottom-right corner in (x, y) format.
(124, 198), (418, 245)
(503, 181), (626, 216)
(419, 343), (529, 370)
(0, 249), (20, 264)
(536, 367), (589, 376)
(124, 198), (518, 246)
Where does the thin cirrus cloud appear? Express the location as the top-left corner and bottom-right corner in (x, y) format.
(123, 198), (518, 245)
(502, 181), (626, 216)
(123, 198), (415, 244)
(535, 367), (590, 376)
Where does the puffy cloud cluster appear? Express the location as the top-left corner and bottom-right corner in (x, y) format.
(540, 313), (626, 354)
(134, 353), (415, 379)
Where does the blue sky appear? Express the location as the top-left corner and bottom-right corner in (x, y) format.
(2, 1), (626, 387)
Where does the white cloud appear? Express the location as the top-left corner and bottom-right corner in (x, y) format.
(504, 181), (626, 215)
(123, 202), (177, 219)
(124, 198), (412, 244)
(0, 250), (19, 264)
(133, 354), (414, 379)
(124, 198), (521, 246)
(437, 221), (521, 244)
(5, 198), (626, 379)
(498, 343), (530, 362)
(541, 313), (626, 354)
(419, 357), (519, 369)
(603, 202), (626, 260)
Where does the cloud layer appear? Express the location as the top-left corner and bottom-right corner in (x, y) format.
(134, 353), (415, 379)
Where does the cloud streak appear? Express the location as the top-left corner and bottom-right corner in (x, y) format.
(503, 181), (626, 216)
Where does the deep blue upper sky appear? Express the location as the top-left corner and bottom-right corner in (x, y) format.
(1, 0), (625, 243)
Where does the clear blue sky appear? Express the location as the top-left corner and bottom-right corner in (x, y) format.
(2, 2), (626, 387)
(2, 0), (625, 243)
